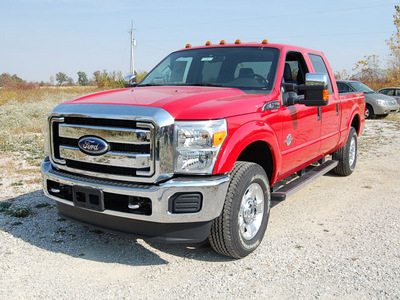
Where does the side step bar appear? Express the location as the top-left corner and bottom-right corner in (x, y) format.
(271, 160), (338, 201)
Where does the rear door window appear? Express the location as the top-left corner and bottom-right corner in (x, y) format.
(309, 54), (333, 94)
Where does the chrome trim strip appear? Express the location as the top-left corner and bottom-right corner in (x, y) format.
(59, 146), (151, 169)
(58, 124), (151, 145)
(42, 160), (229, 223)
(136, 122), (155, 176)
(50, 117), (66, 165)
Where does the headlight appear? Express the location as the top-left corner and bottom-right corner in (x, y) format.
(376, 99), (390, 105)
(174, 119), (227, 174)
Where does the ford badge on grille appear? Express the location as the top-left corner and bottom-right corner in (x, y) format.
(78, 136), (109, 155)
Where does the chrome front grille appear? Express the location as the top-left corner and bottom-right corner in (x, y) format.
(50, 117), (155, 181)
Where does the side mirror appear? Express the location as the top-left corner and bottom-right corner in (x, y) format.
(301, 73), (329, 106)
(283, 73), (329, 107)
(124, 74), (137, 87)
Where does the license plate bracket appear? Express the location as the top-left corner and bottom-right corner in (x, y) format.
(72, 186), (105, 212)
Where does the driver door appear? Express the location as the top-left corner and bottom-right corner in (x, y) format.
(279, 51), (321, 176)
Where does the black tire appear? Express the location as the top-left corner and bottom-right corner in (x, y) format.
(365, 104), (373, 119)
(209, 162), (270, 258)
(332, 127), (358, 176)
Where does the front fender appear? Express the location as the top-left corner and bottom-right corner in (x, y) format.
(213, 119), (281, 183)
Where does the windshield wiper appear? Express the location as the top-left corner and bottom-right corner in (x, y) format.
(138, 83), (225, 88)
(137, 83), (164, 87)
(189, 83), (224, 87)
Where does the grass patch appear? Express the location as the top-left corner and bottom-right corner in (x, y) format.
(384, 113), (400, 122)
(1, 202), (33, 218)
(10, 181), (23, 187)
(0, 201), (12, 212)
(35, 202), (49, 209)
(6, 204), (33, 218)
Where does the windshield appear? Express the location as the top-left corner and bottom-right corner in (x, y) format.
(348, 81), (375, 93)
(139, 47), (280, 93)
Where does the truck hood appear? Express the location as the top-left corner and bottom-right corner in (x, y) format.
(63, 86), (269, 119)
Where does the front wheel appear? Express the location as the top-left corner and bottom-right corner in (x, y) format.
(209, 162), (270, 258)
(332, 127), (358, 176)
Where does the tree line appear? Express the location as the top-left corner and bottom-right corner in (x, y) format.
(0, 70), (148, 90)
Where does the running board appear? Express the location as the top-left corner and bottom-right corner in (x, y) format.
(271, 160), (338, 201)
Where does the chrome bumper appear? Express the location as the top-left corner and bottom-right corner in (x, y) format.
(41, 160), (230, 224)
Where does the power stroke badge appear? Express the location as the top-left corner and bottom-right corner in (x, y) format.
(285, 134), (294, 146)
(78, 136), (110, 156)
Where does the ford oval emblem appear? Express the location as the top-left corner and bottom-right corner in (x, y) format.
(78, 136), (109, 156)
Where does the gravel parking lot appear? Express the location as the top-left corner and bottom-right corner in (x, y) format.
(1, 119), (400, 299)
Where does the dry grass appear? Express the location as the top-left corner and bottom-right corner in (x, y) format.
(0, 87), (100, 198)
(0, 86), (98, 105)
(0, 87), (99, 148)
(384, 113), (400, 122)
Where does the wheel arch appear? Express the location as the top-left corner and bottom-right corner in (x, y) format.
(351, 113), (361, 135)
(213, 121), (280, 185)
(236, 141), (274, 183)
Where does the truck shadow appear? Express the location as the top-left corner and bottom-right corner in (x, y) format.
(0, 190), (233, 265)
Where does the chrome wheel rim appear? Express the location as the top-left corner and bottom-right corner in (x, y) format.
(238, 183), (265, 240)
(349, 136), (356, 169)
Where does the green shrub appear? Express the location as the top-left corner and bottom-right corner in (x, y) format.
(0, 201), (12, 212)
(5, 204), (33, 218)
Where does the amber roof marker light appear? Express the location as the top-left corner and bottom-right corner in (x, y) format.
(185, 43), (191, 48)
(235, 39), (241, 44)
(262, 39), (269, 44)
(219, 40), (226, 45)
(205, 41), (212, 46)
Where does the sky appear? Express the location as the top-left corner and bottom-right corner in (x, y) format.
(0, 0), (398, 82)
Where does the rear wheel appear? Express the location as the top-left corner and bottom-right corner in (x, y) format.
(209, 162), (270, 258)
(332, 127), (357, 176)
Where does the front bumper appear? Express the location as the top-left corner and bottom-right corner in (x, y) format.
(42, 159), (230, 242)
(373, 103), (399, 115)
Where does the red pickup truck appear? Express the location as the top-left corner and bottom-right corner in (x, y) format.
(42, 40), (365, 258)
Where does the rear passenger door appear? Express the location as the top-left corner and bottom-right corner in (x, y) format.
(309, 54), (340, 154)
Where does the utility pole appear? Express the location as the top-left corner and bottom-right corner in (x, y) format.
(129, 21), (136, 75)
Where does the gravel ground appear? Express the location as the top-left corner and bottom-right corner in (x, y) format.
(1, 119), (400, 299)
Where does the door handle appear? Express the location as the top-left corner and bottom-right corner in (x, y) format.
(318, 107), (321, 121)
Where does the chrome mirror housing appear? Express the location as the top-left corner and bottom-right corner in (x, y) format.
(305, 73), (328, 88)
(124, 74), (137, 87)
